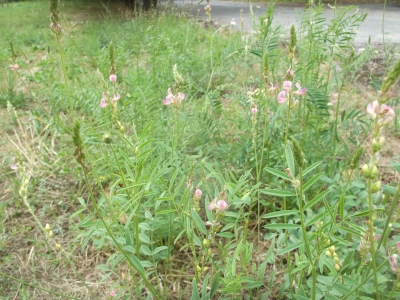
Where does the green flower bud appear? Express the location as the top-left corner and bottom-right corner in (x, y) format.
(45, 224), (51, 232)
(196, 265), (202, 272)
(56, 244), (62, 251)
(333, 257), (339, 263)
(334, 264), (341, 271)
(203, 239), (210, 247)
(372, 137), (385, 153)
(370, 166), (379, 179)
(329, 245), (336, 252)
(48, 230), (54, 238)
(325, 250), (332, 257)
(361, 164), (370, 178)
(202, 267), (208, 273)
(371, 181), (381, 194)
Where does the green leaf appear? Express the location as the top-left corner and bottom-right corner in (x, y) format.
(210, 273), (219, 298)
(304, 189), (330, 210)
(128, 254), (145, 274)
(260, 189), (296, 197)
(301, 161), (322, 178)
(277, 241), (304, 255)
(286, 145), (295, 177)
(140, 245), (152, 256)
(190, 278), (200, 300)
(349, 210), (369, 218)
(202, 274), (209, 299)
(264, 223), (301, 230)
(155, 197), (174, 201)
(156, 209), (177, 215)
(264, 167), (292, 181)
(152, 246), (168, 255)
(139, 233), (151, 244)
(302, 172), (324, 192)
(263, 210), (298, 219)
(217, 232), (234, 238)
(191, 210), (207, 235)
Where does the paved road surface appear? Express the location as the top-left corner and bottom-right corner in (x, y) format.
(174, 0), (400, 45)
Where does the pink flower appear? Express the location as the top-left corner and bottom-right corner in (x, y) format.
(251, 106), (258, 115)
(109, 74), (117, 82)
(162, 88), (185, 106)
(110, 290), (117, 297)
(208, 198), (228, 213)
(293, 82), (306, 95)
(10, 64), (19, 71)
(277, 91), (287, 103)
(367, 101), (380, 119)
(10, 164), (18, 170)
(389, 254), (398, 272)
(204, 4), (211, 12)
(195, 189), (202, 198)
(269, 82), (278, 91)
(99, 97), (107, 108)
(283, 81), (292, 92)
(112, 94), (120, 102)
(378, 104), (395, 125)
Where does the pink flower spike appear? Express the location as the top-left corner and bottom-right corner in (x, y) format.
(252, 107), (258, 115)
(283, 81), (292, 92)
(10, 64), (19, 71)
(195, 189), (202, 198)
(110, 290), (117, 297)
(112, 94), (121, 102)
(269, 82), (278, 91)
(99, 98), (107, 108)
(367, 101), (379, 119)
(217, 200), (228, 212)
(389, 254), (398, 272)
(109, 74), (117, 82)
(277, 91), (287, 103)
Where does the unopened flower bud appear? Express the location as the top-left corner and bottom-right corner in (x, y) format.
(45, 224), (51, 232)
(371, 181), (381, 194)
(325, 250), (332, 257)
(203, 239), (209, 247)
(372, 137), (385, 153)
(362, 164), (370, 177)
(202, 267), (208, 273)
(196, 265), (202, 272)
(333, 257), (339, 263)
(334, 264), (341, 271)
(55, 244), (62, 251)
(48, 230), (54, 238)
(329, 245), (336, 252)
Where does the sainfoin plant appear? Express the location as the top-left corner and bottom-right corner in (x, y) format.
(3, 0), (400, 299)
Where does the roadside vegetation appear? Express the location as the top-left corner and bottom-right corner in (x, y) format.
(1, 0), (400, 299)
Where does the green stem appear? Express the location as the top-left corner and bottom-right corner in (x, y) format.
(378, 181), (400, 249)
(297, 167), (315, 300)
(367, 179), (380, 300)
(55, 33), (73, 114)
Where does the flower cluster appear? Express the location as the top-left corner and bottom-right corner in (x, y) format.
(277, 81), (306, 105)
(367, 101), (395, 127)
(100, 91), (120, 108)
(10, 64), (19, 71)
(207, 198), (228, 213)
(162, 88), (185, 106)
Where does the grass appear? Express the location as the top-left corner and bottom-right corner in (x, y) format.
(1, 0), (400, 299)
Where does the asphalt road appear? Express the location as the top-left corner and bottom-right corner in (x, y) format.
(173, 0), (400, 45)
